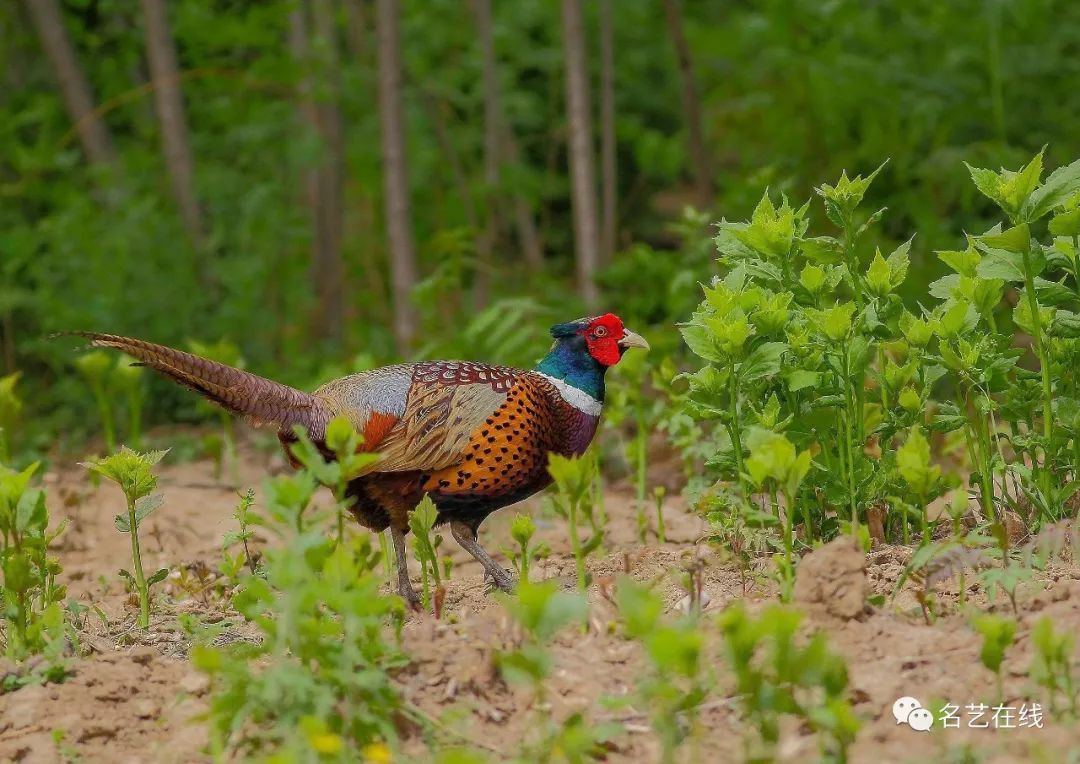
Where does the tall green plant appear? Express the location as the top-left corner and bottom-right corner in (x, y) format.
(82, 448), (169, 628)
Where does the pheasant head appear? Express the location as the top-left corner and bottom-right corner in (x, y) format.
(535, 313), (649, 401)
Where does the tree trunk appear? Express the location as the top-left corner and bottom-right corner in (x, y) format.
(376, 0), (418, 350)
(598, 0), (617, 263)
(311, 0), (347, 342)
(139, 0), (203, 244)
(472, 0), (500, 308)
(662, 0), (712, 207)
(342, 0), (370, 61)
(23, 0), (116, 166)
(560, 0), (600, 308)
(289, 3), (347, 344)
(500, 125), (544, 271)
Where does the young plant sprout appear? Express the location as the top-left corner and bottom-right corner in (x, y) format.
(82, 447), (169, 628)
(0, 462), (68, 661)
(74, 351), (116, 452)
(113, 360), (146, 449)
(547, 453), (603, 591)
(0, 371), (22, 464)
(408, 495), (442, 612)
(973, 613), (1016, 703)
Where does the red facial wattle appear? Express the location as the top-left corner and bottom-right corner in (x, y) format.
(580, 313), (627, 367)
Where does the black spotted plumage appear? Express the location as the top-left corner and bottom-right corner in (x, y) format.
(68, 314), (648, 606)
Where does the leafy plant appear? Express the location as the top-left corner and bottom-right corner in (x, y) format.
(717, 603), (860, 763)
(82, 447), (169, 628)
(191, 466), (406, 759)
(504, 513), (538, 583)
(74, 351), (116, 452)
(113, 361), (146, 449)
(614, 578), (710, 764)
(0, 372), (22, 465)
(408, 495), (443, 614)
(220, 488), (258, 580)
(288, 415), (380, 545)
(972, 613), (1016, 702)
(0, 462), (69, 664)
(1028, 615), (1076, 719)
(547, 453), (603, 591)
(497, 580), (588, 692)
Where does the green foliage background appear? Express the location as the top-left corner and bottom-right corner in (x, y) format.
(3, 0), (1080, 448)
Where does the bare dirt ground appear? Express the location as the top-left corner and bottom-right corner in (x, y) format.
(3, 437), (1080, 763)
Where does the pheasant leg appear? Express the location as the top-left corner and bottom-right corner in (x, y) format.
(450, 520), (515, 592)
(390, 526), (421, 609)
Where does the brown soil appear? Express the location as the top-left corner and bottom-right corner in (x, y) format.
(3, 441), (1080, 763)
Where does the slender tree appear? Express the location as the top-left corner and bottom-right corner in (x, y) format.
(23, 0), (115, 167)
(662, 0), (712, 207)
(376, 0), (419, 349)
(311, 0), (347, 342)
(289, 3), (347, 343)
(598, 0), (617, 263)
(139, 0), (203, 243)
(560, 0), (600, 308)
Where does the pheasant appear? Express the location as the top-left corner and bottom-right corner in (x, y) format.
(70, 313), (648, 605)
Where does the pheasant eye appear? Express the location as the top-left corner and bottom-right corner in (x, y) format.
(593, 326), (608, 338)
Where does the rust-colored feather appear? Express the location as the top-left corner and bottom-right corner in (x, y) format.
(68, 332), (332, 435)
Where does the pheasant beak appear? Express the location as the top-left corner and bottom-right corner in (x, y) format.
(618, 330), (650, 351)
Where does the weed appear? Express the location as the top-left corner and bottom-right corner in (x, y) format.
(82, 447), (169, 628)
(408, 495), (443, 613)
(220, 488), (259, 578)
(504, 513), (538, 583)
(717, 603), (859, 763)
(615, 578), (710, 764)
(547, 453), (603, 591)
(0, 462), (70, 663)
(0, 372), (22, 464)
(74, 351), (116, 452)
(288, 416), (380, 545)
(191, 464), (406, 759)
(1028, 615), (1077, 719)
(972, 613), (1016, 703)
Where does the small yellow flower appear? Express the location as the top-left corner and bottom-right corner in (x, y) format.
(363, 742), (392, 763)
(310, 733), (343, 755)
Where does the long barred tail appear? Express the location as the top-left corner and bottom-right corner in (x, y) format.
(65, 332), (331, 435)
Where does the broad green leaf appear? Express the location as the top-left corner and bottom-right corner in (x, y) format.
(739, 342), (788, 383)
(1025, 157), (1080, 221)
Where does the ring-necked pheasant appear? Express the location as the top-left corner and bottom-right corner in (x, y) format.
(69, 314), (647, 605)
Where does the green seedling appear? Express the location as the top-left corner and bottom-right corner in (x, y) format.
(547, 453), (603, 591)
(718, 603), (859, 763)
(497, 580), (588, 695)
(503, 513), (537, 583)
(82, 447), (169, 628)
(408, 495), (442, 612)
(191, 455), (406, 760)
(972, 613), (1016, 703)
(288, 416), (380, 544)
(221, 488), (258, 578)
(74, 350), (116, 452)
(0, 372), (22, 464)
(896, 426), (943, 544)
(654, 485), (667, 544)
(615, 578), (709, 764)
(113, 360), (146, 449)
(744, 428), (812, 601)
(1028, 615), (1076, 719)
(0, 462), (69, 662)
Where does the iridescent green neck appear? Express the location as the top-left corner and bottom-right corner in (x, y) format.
(534, 338), (606, 401)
